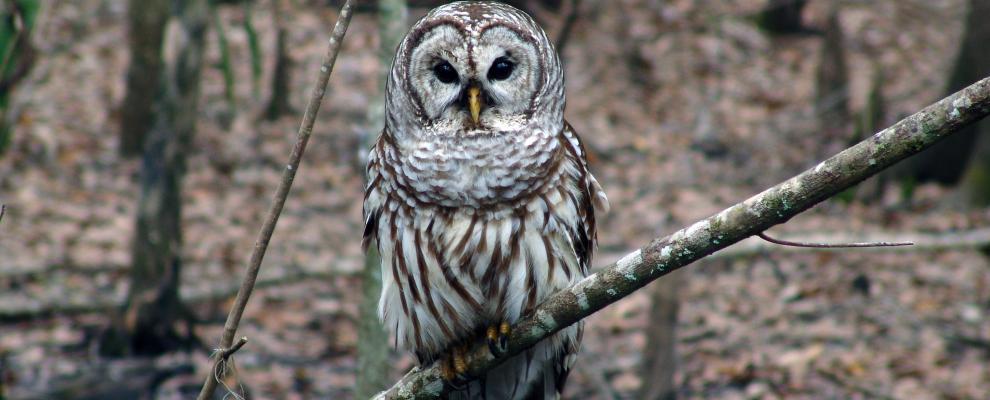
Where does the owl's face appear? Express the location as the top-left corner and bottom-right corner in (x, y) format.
(408, 23), (542, 125)
(386, 2), (564, 138)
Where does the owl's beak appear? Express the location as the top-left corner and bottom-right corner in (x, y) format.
(467, 85), (482, 124)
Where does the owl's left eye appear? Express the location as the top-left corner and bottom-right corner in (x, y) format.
(487, 57), (514, 81)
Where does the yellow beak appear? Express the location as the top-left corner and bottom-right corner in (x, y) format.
(467, 85), (482, 124)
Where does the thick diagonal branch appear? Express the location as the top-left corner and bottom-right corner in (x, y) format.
(373, 77), (990, 400)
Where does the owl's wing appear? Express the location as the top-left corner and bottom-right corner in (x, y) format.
(560, 121), (609, 272)
(362, 133), (386, 252)
(562, 122), (610, 216)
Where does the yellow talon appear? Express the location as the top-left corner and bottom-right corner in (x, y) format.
(439, 345), (469, 383)
(453, 345), (468, 374)
(487, 321), (511, 356)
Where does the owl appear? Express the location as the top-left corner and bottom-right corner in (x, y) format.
(363, 2), (608, 398)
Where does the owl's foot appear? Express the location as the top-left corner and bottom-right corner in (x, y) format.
(438, 344), (469, 387)
(486, 320), (510, 356)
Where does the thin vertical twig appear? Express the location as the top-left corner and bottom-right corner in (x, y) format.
(195, 2), (356, 399)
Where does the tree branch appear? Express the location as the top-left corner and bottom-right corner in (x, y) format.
(756, 231), (912, 248)
(195, 2), (356, 399)
(373, 77), (990, 399)
(705, 226), (990, 259)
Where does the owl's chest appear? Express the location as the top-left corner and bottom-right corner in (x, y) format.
(374, 179), (586, 355)
(392, 132), (561, 208)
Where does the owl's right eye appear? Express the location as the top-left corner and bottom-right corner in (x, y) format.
(432, 61), (459, 84)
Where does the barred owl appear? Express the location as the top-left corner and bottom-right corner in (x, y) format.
(363, 2), (608, 398)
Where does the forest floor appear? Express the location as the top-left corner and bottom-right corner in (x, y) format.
(1, 0), (989, 399)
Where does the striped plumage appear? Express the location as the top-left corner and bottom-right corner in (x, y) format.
(363, 2), (607, 398)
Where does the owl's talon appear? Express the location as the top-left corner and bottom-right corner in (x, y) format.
(499, 321), (510, 351)
(439, 345), (469, 387)
(486, 321), (511, 356)
(486, 325), (500, 355)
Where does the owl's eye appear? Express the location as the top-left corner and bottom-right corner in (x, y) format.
(487, 57), (514, 81)
(432, 61), (459, 84)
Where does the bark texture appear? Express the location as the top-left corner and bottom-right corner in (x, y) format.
(118, 0), (170, 156)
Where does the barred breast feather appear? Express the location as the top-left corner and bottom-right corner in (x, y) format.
(363, 122), (607, 399)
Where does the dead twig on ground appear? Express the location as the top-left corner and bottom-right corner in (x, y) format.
(194, 2), (356, 399)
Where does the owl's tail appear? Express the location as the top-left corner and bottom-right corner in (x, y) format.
(449, 323), (582, 400)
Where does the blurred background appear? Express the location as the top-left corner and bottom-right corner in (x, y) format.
(0, 0), (988, 398)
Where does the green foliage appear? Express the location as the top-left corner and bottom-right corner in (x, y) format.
(209, 1), (265, 116)
(0, 0), (40, 156)
(243, 3), (262, 97)
(0, 124), (10, 155)
(963, 159), (990, 206)
(833, 185), (857, 204)
(211, 4), (235, 110)
(0, 1), (38, 74)
(899, 176), (917, 202)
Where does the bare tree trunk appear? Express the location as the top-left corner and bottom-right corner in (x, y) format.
(102, 0), (208, 357)
(118, 0), (169, 157)
(356, 0), (407, 397)
(264, 0), (292, 120)
(638, 270), (681, 400)
(356, 247), (390, 398)
(960, 132), (990, 205)
(898, 0), (990, 186)
(815, 8), (850, 148)
(952, 0), (990, 205)
(853, 65), (888, 202)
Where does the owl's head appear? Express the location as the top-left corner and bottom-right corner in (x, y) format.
(386, 1), (564, 138)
